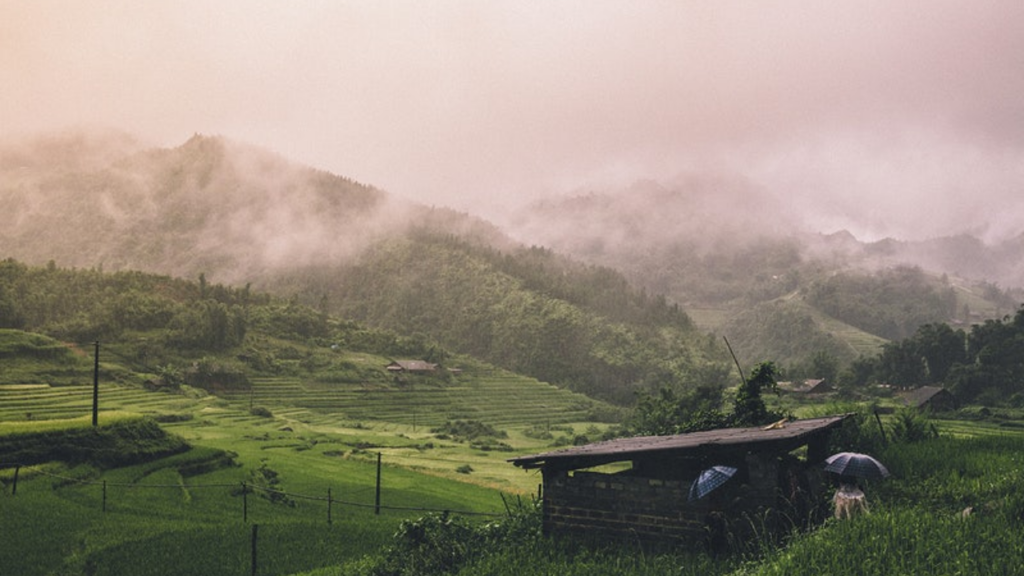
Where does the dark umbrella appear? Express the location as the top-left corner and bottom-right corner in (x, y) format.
(824, 452), (890, 480)
(688, 465), (738, 501)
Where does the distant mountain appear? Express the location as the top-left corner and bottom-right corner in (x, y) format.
(5, 129), (1018, 390)
(503, 179), (1023, 368)
(0, 130), (727, 404)
(0, 131), (401, 283)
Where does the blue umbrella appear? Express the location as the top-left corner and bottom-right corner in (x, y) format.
(688, 465), (738, 501)
(824, 452), (890, 480)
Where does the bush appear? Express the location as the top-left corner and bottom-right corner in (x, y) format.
(888, 407), (938, 444)
(249, 406), (273, 418)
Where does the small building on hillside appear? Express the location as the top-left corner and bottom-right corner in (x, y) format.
(385, 360), (438, 373)
(777, 378), (833, 395)
(902, 386), (957, 412)
(509, 415), (850, 550)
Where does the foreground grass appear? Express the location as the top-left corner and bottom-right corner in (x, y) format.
(739, 507), (1024, 576)
(301, 429), (1024, 576)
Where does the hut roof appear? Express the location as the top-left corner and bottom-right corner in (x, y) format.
(777, 378), (830, 394)
(902, 385), (951, 408)
(386, 360), (438, 372)
(509, 415), (850, 471)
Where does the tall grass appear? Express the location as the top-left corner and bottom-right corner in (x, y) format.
(738, 506), (1024, 576)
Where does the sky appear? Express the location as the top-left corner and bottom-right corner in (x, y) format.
(3, 1), (1024, 242)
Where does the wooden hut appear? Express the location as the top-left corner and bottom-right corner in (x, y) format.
(385, 360), (438, 373)
(777, 378), (832, 395)
(509, 415), (850, 549)
(902, 386), (957, 412)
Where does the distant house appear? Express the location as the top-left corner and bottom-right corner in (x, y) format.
(777, 378), (833, 395)
(385, 360), (438, 373)
(509, 415), (850, 550)
(902, 386), (957, 412)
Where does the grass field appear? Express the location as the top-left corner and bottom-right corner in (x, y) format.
(5, 358), (1024, 575)
(223, 368), (598, 428)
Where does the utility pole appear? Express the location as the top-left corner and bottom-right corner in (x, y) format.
(92, 341), (100, 427)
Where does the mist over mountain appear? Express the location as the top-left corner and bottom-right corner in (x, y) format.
(2, 129), (1020, 381)
(502, 177), (1024, 299)
(0, 130), (725, 402)
(0, 130), (507, 285)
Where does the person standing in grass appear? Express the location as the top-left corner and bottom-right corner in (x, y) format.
(833, 476), (869, 519)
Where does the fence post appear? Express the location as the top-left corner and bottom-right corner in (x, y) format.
(874, 410), (888, 444)
(327, 487), (333, 525)
(12, 466), (19, 496)
(251, 523), (259, 576)
(92, 341), (100, 427)
(242, 482), (248, 523)
(375, 452), (382, 515)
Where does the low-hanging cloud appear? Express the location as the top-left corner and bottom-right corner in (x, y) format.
(2, 1), (1023, 242)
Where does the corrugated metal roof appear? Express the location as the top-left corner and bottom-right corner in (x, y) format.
(901, 385), (949, 407)
(509, 414), (850, 470)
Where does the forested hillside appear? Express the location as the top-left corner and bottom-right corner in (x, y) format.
(0, 132), (737, 405)
(0, 259), (446, 391)
(505, 180), (1023, 369)
(5, 131), (1020, 397)
(269, 231), (731, 404)
(842, 305), (1024, 407)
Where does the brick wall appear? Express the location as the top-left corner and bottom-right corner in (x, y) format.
(542, 470), (713, 548)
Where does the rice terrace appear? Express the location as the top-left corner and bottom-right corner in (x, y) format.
(3, 268), (1024, 576)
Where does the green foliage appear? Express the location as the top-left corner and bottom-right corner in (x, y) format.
(430, 420), (507, 443)
(625, 387), (728, 436)
(731, 362), (786, 427)
(887, 407), (939, 444)
(330, 233), (727, 404)
(804, 402), (887, 455)
(722, 302), (852, 369)
(363, 512), (480, 576)
(852, 305), (1024, 406)
(805, 265), (958, 340)
(0, 416), (189, 468)
(351, 499), (545, 576)
(626, 361), (784, 435)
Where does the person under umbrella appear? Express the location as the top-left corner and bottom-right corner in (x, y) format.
(824, 452), (889, 519)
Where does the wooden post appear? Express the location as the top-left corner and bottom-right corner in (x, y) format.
(375, 452), (382, 515)
(92, 341), (100, 427)
(12, 466), (20, 496)
(873, 410), (888, 445)
(250, 523), (259, 576)
(242, 482), (248, 523)
(327, 487), (333, 525)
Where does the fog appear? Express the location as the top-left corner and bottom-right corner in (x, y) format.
(3, 1), (1024, 242)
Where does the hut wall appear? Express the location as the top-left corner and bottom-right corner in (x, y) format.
(542, 470), (711, 547)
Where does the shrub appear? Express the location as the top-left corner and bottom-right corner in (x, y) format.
(888, 407), (938, 444)
(249, 406), (273, 418)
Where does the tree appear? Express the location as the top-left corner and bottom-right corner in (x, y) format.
(732, 361), (784, 427)
(913, 323), (966, 383)
(627, 360), (783, 435)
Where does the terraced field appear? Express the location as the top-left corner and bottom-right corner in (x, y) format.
(223, 369), (598, 428)
(0, 383), (196, 422)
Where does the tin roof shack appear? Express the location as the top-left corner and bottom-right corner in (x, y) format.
(777, 378), (832, 395)
(510, 415), (850, 550)
(385, 360), (438, 373)
(902, 386), (957, 412)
